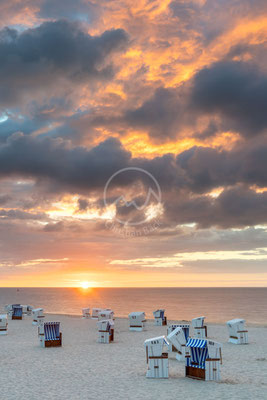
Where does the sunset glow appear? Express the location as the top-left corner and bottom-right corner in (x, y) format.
(80, 281), (91, 289)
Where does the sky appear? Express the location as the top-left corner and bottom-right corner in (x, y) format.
(0, 0), (266, 287)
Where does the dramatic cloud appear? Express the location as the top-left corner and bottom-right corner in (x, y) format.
(190, 61), (267, 137)
(0, 134), (131, 192)
(38, 0), (98, 22)
(0, 20), (128, 107)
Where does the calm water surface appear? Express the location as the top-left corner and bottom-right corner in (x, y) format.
(0, 287), (266, 324)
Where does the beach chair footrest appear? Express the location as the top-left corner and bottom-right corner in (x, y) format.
(45, 332), (62, 347)
(186, 366), (205, 380)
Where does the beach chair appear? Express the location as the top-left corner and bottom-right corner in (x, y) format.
(97, 319), (114, 343)
(129, 312), (146, 331)
(39, 321), (62, 347)
(185, 338), (222, 381)
(82, 308), (90, 319)
(0, 314), (8, 335)
(12, 306), (23, 320)
(144, 336), (169, 378)
(32, 308), (45, 325)
(5, 304), (19, 318)
(4, 304), (12, 312)
(192, 316), (207, 338)
(167, 323), (190, 354)
(167, 326), (189, 361)
(4, 304), (13, 318)
(98, 310), (114, 321)
(21, 305), (33, 316)
(92, 308), (102, 319)
(226, 319), (248, 344)
(153, 309), (167, 326)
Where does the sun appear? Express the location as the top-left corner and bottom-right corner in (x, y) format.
(80, 281), (91, 289)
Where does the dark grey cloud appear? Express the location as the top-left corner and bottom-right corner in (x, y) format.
(0, 209), (46, 220)
(0, 133), (131, 192)
(124, 87), (186, 140)
(77, 198), (89, 211)
(164, 185), (267, 229)
(0, 20), (128, 107)
(176, 137), (267, 192)
(0, 132), (267, 195)
(38, 0), (99, 22)
(122, 60), (267, 141)
(190, 61), (267, 137)
(0, 194), (11, 205)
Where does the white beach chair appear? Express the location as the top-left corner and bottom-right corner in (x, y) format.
(98, 310), (114, 321)
(0, 314), (8, 335)
(226, 319), (248, 344)
(4, 304), (13, 318)
(153, 309), (167, 326)
(5, 304), (21, 319)
(82, 308), (90, 319)
(21, 305), (28, 315)
(97, 319), (114, 343)
(167, 323), (190, 354)
(38, 321), (62, 347)
(32, 308), (45, 325)
(192, 316), (207, 338)
(21, 305), (33, 316)
(167, 326), (189, 361)
(129, 312), (146, 331)
(185, 338), (222, 381)
(92, 308), (102, 319)
(144, 336), (169, 378)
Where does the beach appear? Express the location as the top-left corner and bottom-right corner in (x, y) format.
(1, 314), (267, 400)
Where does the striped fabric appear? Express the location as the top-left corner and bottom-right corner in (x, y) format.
(44, 322), (60, 340)
(186, 338), (207, 348)
(13, 306), (23, 317)
(186, 338), (208, 369)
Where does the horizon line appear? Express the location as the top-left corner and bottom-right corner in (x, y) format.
(1, 286), (267, 289)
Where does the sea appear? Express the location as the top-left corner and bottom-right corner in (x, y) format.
(0, 287), (266, 325)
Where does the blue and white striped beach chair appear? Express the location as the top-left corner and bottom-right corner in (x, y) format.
(185, 338), (222, 381)
(12, 306), (23, 320)
(39, 322), (62, 347)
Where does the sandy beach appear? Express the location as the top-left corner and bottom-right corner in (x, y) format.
(0, 314), (266, 400)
